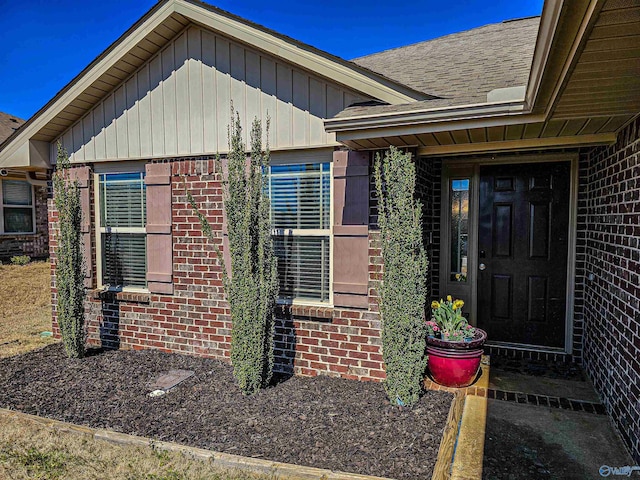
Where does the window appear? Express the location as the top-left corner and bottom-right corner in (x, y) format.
(268, 162), (331, 303)
(450, 179), (469, 282)
(98, 172), (147, 289)
(1, 180), (35, 234)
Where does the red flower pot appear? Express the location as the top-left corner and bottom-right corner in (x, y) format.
(426, 328), (487, 388)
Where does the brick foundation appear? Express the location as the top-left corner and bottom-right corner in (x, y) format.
(50, 156), (385, 381)
(577, 116), (640, 462)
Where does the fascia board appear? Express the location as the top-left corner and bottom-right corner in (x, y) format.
(0, 141), (29, 169)
(527, 0), (606, 116)
(173, 0), (425, 105)
(525, 0), (565, 109)
(541, 0), (606, 118)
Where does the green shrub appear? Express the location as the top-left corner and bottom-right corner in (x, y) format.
(10, 255), (31, 266)
(53, 143), (86, 359)
(374, 146), (429, 406)
(188, 110), (278, 395)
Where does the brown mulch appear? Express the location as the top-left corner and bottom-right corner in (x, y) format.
(0, 344), (453, 480)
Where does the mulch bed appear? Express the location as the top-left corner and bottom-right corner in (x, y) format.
(0, 344), (453, 480)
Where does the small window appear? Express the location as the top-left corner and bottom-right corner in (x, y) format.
(450, 179), (469, 282)
(98, 172), (147, 289)
(1, 180), (35, 234)
(268, 162), (331, 303)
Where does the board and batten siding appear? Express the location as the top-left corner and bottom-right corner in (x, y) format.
(53, 25), (371, 163)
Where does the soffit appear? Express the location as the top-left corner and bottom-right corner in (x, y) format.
(336, 114), (628, 155)
(550, 0), (640, 119)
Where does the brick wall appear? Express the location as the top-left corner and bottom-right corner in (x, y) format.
(415, 158), (442, 300)
(577, 116), (640, 462)
(1, 184), (49, 259)
(51, 156), (385, 381)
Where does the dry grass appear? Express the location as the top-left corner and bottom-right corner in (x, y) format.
(0, 262), (277, 480)
(0, 261), (57, 358)
(0, 414), (276, 480)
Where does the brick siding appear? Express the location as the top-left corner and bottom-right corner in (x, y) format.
(50, 156), (385, 381)
(415, 158), (442, 300)
(577, 116), (640, 462)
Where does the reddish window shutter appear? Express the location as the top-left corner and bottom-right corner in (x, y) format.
(69, 166), (93, 288)
(332, 150), (370, 308)
(145, 163), (173, 294)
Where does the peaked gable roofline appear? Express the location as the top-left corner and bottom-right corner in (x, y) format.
(0, 0), (430, 169)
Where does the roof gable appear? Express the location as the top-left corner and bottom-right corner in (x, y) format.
(55, 24), (375, 163)
(0, 0), (428, 168)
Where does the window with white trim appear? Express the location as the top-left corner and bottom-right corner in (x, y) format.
(1, 180), (35, 234)
(268, 162), (331, 303)
(98, 172), (147, 289)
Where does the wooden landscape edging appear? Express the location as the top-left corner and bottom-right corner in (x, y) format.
(429, 357), (491, 480)
(0, 376), (484, 480)
(432, 392), (466, 480)
(0, 407), (392, 480)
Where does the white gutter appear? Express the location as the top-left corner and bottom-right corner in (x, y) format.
(324, 99), (529, 133)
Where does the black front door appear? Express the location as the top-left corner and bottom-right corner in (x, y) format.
(477, 162), (570, 348)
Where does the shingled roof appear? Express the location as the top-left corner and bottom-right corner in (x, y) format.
(351, 16), (540, 105)
(0, 112), (24, 144)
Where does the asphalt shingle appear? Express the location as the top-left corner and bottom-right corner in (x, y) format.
(351, 16), (540, 103)
(0, 112), (25, 144)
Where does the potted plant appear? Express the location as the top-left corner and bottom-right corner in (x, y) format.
(426, 296), (487, 387)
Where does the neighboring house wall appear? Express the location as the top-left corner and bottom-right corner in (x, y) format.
(50, 155), (386, 381)
(1, 183), (48, 260)
(578, 116), (640, 462)
(53, 25), (369, 164)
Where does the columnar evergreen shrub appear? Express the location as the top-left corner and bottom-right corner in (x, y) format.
(188, 111), (278, 395)
(53, 144), (86, 359)
(374, 146), (429, 406)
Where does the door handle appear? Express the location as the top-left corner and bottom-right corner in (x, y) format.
(479, 263), (486, 271)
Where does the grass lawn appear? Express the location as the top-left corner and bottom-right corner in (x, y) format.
(0, 261), (275, 480)
(0, 261), (56, 359)
(0, 414), (272, 480)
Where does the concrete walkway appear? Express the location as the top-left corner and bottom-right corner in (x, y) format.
(483, 356), (635, 480)
(484, 399), (633, 479)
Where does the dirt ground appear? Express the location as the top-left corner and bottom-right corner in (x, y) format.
(0, 344), (452, 480)
(0, 261), (56, 358)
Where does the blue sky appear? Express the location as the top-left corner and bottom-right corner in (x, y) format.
(0, 0), (543, 120)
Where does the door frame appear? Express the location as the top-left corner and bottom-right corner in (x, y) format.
(438, 152), (578, 354)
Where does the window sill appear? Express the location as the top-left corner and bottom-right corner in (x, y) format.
(89, 288), (151, 304)
(277, 303), (334, 321)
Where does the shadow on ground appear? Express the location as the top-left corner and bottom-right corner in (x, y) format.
(482, 358), (634, 480)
